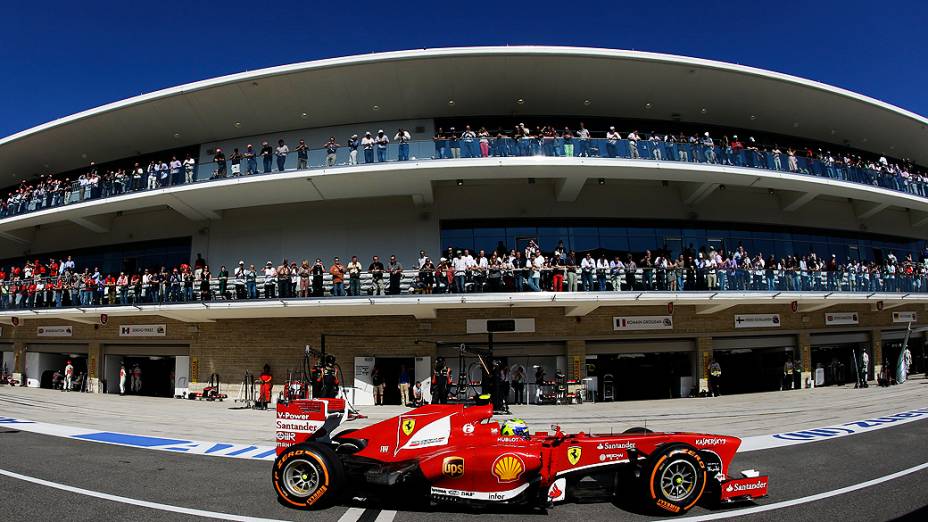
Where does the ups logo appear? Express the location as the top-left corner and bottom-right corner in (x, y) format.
(442, 456), (465, 478)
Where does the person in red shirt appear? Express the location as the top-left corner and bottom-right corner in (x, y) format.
(26, 279), (37, 308)
(105, 274), (117, 305)
(258, 364), (273, 410)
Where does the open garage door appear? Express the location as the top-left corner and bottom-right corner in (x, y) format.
(713, 336), (798, 394)
(587, 339), (695, 401)
(23, 343), (89, 389)
(102, 344), (189, 398)
(809, 332), (869, 387)
(1, 343), (14, 377)
(437, 342), (566, 405)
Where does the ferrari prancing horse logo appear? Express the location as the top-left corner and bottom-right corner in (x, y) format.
(402, 418), (416, 436)
(567, 446), (582, 466)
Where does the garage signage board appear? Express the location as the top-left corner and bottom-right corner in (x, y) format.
(119, 324), (167, 337)
(734, 314), (780, 328)
(465, 318), (535, 334)
(825, 312), (859, 326)
(892, 311), (917, 323)
(37, 326), (72, 337)
(613, 316), (673, 331)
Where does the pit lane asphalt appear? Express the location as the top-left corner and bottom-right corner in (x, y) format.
(1, 417), (926, 522)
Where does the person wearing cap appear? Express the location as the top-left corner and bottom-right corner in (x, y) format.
(243, 144), (257, 175)
(260, 141), (273, 173)
(375, 130), (390, 162)
(361, 132), (375, 164)
(311, 258), (326, 297)
(275, 139), (289, 172)
(369, 255), (385, 295)
(296, 139), (309, 170)
(64, 359), (74, 392)
(347, 134), (360, 165)
(605, 127), (620, 158)
(702, 132), (716, 164)
(234, 261), (246, 300)
(323, 137), (340, 167)
(245, 264), (258, 299)
(263, 261), (277, 298)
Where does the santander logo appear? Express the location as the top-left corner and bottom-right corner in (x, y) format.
(725, 480), (767, 493)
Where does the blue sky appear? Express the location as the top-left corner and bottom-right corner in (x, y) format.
(1, 0), (925, 137)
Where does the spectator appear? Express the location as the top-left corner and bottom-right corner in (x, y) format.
(369, 255), (385, 295)
(183, 154), (196, 183)
(275, 139), (289, 172)
(260, 141), (273, 173)
(312, 258), (325, 297)
(362, 132), (375, 164)
(323, 137), (340, 167)
(395, 129), (411, 161)
(296, 139), (309, 170)
(330, 257), (345, 296)
(347, 256), (362, 296)
(243, 145), (257, 175)
(347, 135), (360, 166)
(213, 148), (226, 179)
(375, 130), (389, 162)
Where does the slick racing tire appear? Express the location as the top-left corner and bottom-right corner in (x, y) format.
(643, 445), (707, 515)
(273, 442), (345, 509)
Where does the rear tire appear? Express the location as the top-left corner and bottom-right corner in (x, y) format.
(642, 445), (707, 515)
(273, 442), (345, 509)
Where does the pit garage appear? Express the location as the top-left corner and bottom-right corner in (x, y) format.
(22, 343), (89, 390)
(712, 336), (798, 394)
(882, 329), (924, 378)
(809, 332), (870, 387)
(353, 356), (433, 406)
(586, 339), (695, 401)
(101, 344), (190, 398)
(435, 342), (567, 405)
(1, 343), (14, 376)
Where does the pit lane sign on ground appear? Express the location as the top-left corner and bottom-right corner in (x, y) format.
(613, 316), (673, 331)
(119, 324), (166, 337)
(825, 312), (859, 326)
(734, 314), (780, 328)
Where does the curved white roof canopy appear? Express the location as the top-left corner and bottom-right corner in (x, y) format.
(1, 46), (926, 184)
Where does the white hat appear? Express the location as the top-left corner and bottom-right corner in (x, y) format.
(378, 129), (384, 133)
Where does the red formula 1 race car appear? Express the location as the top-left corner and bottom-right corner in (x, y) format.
(272, 398), (768, 515)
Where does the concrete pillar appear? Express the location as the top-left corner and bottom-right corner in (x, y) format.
(797, 332), (812, 388)
(870, 330), (882, 382)
(12, 341), (25, 381)
(696, 337), (712, 393)
(565, 340), (586, 380)
(87, 341), (102, 393)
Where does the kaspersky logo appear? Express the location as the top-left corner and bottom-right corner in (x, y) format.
(567, 446), (582, 465)
(401, 418), (416, 436)
(442, 456), (464, 478)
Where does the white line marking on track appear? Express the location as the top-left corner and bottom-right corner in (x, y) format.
(0, 467), (293, 522)
(337, 507), (367, 522)
(667, 461), (928, 521)
(374, 509), (397, 522)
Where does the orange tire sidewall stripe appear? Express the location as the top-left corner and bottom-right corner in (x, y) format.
(274, 450), (331, 507)
(649, 455), (668, 500)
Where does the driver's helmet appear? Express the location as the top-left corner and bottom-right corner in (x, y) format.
(501, 418), (529, 437)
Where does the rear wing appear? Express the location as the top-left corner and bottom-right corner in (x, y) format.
(276, 398), (346, 454)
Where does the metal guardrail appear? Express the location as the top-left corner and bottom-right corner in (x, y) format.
(1, 267), (925, 309)
(3, 134), (927, 221)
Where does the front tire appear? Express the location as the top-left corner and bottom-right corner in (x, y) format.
(273, 442), (344, 509)
(643, 445), (707, 515)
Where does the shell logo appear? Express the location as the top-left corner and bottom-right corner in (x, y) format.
(492, 454), (525, 483)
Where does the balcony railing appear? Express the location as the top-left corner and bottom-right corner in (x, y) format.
(3, 267), (926, 310)
(3, 136), (926, 221)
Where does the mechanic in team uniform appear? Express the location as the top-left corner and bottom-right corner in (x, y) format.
(258, 364), (273, 410)
(317, 355), (340, 398)
(858, 350), (870, 388)
(63, 360), (74, 392)
(432, 356), (452, 404)
(782, 357), (794, 391)
(708, 359), (722, 397)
